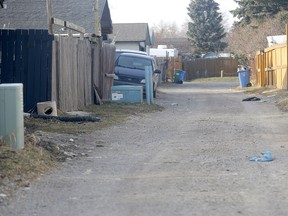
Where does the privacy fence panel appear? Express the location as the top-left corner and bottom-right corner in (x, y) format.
(255, 44), (287, 89)
(0, 29), (53, 112)
(183, 58), (238, 80)
(52, 36), (95, 112)
(52, 36), (115, 111)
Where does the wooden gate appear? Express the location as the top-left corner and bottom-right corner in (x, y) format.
(0, 29), (53, 112)
(255, 43), (288, 89)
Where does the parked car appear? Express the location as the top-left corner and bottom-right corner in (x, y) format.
(115, 49), (148, 62)
(114, 53), (161, 98)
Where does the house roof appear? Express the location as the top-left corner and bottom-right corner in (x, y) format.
(0, 0), (112, 34)
(109, 23), (151, 45)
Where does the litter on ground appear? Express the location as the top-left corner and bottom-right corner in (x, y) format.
(249, 151), (273, 162)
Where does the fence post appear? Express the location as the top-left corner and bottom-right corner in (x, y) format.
(286, 24), (288, 89)
(46, 0), (53, 34)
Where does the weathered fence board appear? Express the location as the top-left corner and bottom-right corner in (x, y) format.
(92, 42), (101, 99)
(0, 29), (53, 112)
(102, 43), (115, 100)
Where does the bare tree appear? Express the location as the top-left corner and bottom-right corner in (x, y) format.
(151, 21), (180, 41)
(227, 12), (288, 64)
(151, 21), (192, 53)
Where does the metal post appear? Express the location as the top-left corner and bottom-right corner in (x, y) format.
(145, 66), (151, 105)
(149, 67), (154, 104)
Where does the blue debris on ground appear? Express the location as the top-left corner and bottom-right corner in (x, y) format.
(249, 151), (273, 162)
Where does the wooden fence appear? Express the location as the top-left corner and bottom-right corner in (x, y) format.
(155, 56), (183, 82)
(52, 36), (115, 111)
(183, 58), (238, 80)
(0, 29), (116, 112)
(255, 43), (287, 89)
(0, 29), (53, 112)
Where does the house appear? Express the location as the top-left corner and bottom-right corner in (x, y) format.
(153, 37), (192, 54)
(108, 23), (152, 52)
(0, 0), (113, 39)
(267, 35), (286, 47)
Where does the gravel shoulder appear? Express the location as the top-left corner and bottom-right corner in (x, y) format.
(1, 80), (288, 216)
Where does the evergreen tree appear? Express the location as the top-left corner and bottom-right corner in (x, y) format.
(232, 0), (288, 25)
(187, 0), (227, 54)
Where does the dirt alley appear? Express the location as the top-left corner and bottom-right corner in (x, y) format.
(1, 80), (288, 216)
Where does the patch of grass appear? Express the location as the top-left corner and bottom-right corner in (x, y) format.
(24, 102), (164, 135)
(190, 76), (238, 82)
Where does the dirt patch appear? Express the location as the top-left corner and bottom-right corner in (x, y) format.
(0, 102), (164, 202)
(1, 81), (287, 205)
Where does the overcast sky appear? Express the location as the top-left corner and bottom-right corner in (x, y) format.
(108, 0), (238, 29)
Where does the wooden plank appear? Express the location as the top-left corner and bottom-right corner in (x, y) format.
(92, 43), (101, 98)
(39, 30), (48, 101)
(33, 30), (42, 103)
(52, 17), (85, 33)
(14, 30), (24, 83)
(51, 40), (58, 103)
(46, 31), (53, 100)
(84, 39), (92, 105)
(102, 43), (115, 100)
(286, 24), (288, 90)
(46, 0), (53, 34)
(71, 38), (78, 110)
(21, 30), (29, 111)
(1, 30), (15, 83)
(26, 30), (37, 111)
(93, 84), (102, 105)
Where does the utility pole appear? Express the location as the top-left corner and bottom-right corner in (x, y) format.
(46, 0), (53, 34)
(95, 0), (101, 36)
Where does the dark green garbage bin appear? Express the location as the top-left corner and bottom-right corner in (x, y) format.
(173, 70), (186, 84)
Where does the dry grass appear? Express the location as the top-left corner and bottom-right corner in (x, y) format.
(243, 86), (288, 111)
(24, 102), (164, 135)
(0, 135), (57, 195)
(190, 76), (238, 82)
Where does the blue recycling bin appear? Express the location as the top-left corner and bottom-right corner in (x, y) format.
(237, 69), (250, 88)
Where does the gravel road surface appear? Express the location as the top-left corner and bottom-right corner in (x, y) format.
(1, 81), (288, 216)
